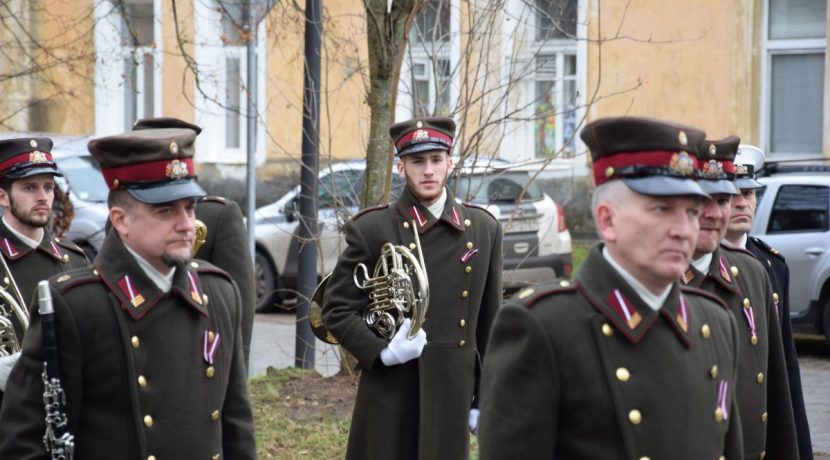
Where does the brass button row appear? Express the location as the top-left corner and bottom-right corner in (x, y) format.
(700, 324), (711, 339)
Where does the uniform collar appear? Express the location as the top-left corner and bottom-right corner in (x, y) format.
(577, 244), (692, 347)
(685, 247), (740, 294)
(94, 231), (208, 320)
(0, 218), (68, 263)
(395, 186), (466, 233)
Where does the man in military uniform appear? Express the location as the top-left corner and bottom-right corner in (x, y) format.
(683, 136), (798, 458)
(322, 116), (502, 459)
(724, 145), (812, 459)
(0, 138), (89, 393)
(133, 117), (255, 365)
(0, 128), (256, 459)
(479, 116), (743, 459)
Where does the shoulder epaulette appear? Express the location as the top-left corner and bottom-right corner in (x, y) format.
(352, 203), (389, 221)
(510, 279), (578, 309)
(719, 242), (754, 258)
(200, 195), (228, 205)
(680, 285), (729, 311)
(54, 237), (87, 256)
(54, 266), (103, 294)
(461, 201), (497, 222)
(749, 236), (786, 261)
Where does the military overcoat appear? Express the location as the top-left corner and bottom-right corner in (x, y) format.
(322, 186), (502, 460)
(479, 245), (743, 459)
(196, 196), (255, 365)
(745, 236), (812, 459)
(0, 231), (256, 459)
(683, 244), (798, 459)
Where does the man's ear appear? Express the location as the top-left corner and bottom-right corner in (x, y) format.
(595, 202), (617, 243)
(0, 188), (9, 210)
(109, 206), (129, 237)
(396, 159), (405, 177)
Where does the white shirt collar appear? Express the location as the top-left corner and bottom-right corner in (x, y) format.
(123, 244), (176, 293)
(722, 234), (748, 250)
(2, 216), (43, 249)
(692, 252), (713, 274)
(602, 247), (672, 311)
(424, 188), (447, 219)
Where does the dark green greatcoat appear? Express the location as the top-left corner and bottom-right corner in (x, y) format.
(322, 186), (502, 460)
(480, 245), (743, 460)
(683, 245), (798, 459)
(0, 231), (256, 460)
(196, 196), (255, 365)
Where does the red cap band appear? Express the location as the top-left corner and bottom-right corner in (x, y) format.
(395, 128), (452, 150)
(592, 150), (699, 185)
(102, 158), (195, 189)
(0, 151), (54, 172)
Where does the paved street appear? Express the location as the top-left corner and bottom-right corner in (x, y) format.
(251, 313), (830, 456)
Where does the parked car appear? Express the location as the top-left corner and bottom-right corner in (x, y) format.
(253, 158), (572, 310)
(753, 165), (830, 346)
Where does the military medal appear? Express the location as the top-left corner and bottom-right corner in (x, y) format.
(460, 248), (478, 263)
(742, 301), (758, 345)
(716, 380), (729, 422)
(203, 330), (220, 364)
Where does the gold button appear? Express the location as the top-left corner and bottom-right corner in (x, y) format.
(403, 221), (410, 229)
(559, 280), (571, 287)
(751, 335), (758, 345)
(759, 452), (766, 460)
(461, 290), (469, 298)
(92, 269), (99, 276)
(602, 323), (613, 337)
(465, 266), (472, 273)
(138, 375), (147, 387)
(148, 456), (156, 460)
(2, 277), (8, 285)
(743, 298), (751, 308)
(409, 243), (416, 250)
(203, 294), (209, 304)
(212, 454), (220, 460)
(113, 179), (120, 188)
(761, 412), (768, 422)
(63, 254), (69, 262)
(616, 367), (630, 382)
(458, 340), (465, 347)
(190, 262), (199, 268)
(464, 219), (471, 227)
(640, 457), (651, 460)
(459, 319), (466, 328)
(772, 292), (779, 301)
(714, 408), (724, 423)
(131, 336), (140, 348)
(700, 324), (711, 339)
(466, 242), (473, 249)
(208, 331), (216, 342)
(757, 372), (764, 384)
(605, 166), (615, 178)
(144, 415), (154, 427)
(206, 366), (215, 378)
(719, 457), (725, 460)
(211, 410), (220, 421)
(628, 409), (642, 425)
(731, 266), (739, 277)
(710, 365), (718, 379)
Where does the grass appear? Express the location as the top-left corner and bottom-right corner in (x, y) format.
(571, 240), (592, 274)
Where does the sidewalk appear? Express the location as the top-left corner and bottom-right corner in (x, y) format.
(250, 312), (340, 378)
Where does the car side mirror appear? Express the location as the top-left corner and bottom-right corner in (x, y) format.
(283, 198), (298, 223)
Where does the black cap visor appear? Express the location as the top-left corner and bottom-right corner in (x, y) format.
(698, 179), (739, 196)
(397, 142), (451, 157)
(734, 178), (764, 190)
(5, 164), (63, 180)
(622, 176), (709, 198)
(126, 179), (206, 204)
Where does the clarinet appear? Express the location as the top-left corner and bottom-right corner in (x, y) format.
(37, 280), (74, 460)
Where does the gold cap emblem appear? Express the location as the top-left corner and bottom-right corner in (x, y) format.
(709, 144), (717, 156)
(605, 166), (615, 178)
(29, 139), (37, 148)
(169, 141), (179, 154)
(678, 131), (688, 146)
(416, 121), (423, 128)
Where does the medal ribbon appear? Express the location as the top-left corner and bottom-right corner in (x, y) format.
(717, 380), (729, 420)
(742, 304), (757, 340)
(461, 248), (479, 263)
(203, 330), (220, 364)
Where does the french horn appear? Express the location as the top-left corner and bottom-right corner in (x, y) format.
(0, 250), (29, 356)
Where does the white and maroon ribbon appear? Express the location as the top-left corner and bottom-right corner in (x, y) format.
(676, 295), (689, 332)
(409, 206), (427, 228)
(187, 271), (202, 304)
(742, 304), (757, 341)
(203, 330), (220, 365)
(50, 241), (63, 259)
(451, 207), (461, 226)
(3, 239), (18, 257)
(461, 248), (479, 263)
(717, 380), (729, 420)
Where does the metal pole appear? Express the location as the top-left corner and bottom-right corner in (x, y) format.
(296, 0), (322, 369)
(245, 1), (257, 267)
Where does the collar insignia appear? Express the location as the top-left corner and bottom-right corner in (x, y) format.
(676, 295), (689, 333)
(117, 275), (145, 308)
(607, 288), (642, 330)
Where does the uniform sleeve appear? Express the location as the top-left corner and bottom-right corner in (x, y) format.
(0, 285), (83, 460)
(473, 221), (502, 408)
(479, 304), (559, 459)
(762, 274), (799, 458)
(321, 218), (388, 371)
(220, 280), (257, 459)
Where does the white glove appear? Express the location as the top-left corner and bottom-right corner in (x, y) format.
(0, 352), (21, 392)
(468, 408), (480, 435)
(380, 318), (427, 366)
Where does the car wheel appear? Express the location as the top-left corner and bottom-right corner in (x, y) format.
(255, 251), (279, 313)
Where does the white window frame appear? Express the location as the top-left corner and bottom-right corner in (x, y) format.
(94, 0), (163, 135)
(193, 1), (267, 165)
(760, 0), (827, 159)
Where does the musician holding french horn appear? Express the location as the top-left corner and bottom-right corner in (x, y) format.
(321, 116), (503, 460)
(0, 138), (89, 401)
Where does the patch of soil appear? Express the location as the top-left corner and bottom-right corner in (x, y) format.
(280, 371), (359, 422)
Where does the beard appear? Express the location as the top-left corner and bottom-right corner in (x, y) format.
(8, 195), (48, 229)
(162, 250), (192, 268)
(405, 173), (448, 204)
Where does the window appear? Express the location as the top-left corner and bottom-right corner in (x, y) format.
(411, 0), (451, 44)
(536, 0), (577, 41)
(403, 0), (455, 117)
(411, 59), (451, 116)
(763, 0), (826, 156)
(768, 185), (829, 233)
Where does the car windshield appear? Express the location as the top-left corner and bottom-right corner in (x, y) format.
(452, 170), (543, 204)
(57, 156), (109, 202)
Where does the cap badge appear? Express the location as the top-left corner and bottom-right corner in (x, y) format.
(416, 121), (424, 128)
(702, 160), (724, 178)
(709, 144), (717, 157)
(605, 166), (615, 178)
(165, 160), (189, 180)
(29, 139), (37, 148)
(413, 129), (429, 142)
(29, 151), (47, 163)
(678, 131), (688, 146)
(669, 151), (695, 176)
(735, 164), (749, 175)
(169, 141), (179, 155)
